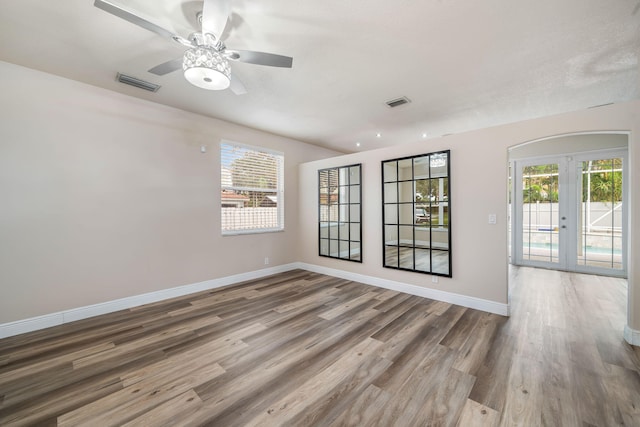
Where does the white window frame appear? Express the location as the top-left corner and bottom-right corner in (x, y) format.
(220, 140), (284, 235)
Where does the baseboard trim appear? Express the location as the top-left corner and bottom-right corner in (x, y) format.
(0, 262), (510, 339)
(624, 324), (640, 347)
(0, 263), (299, 339)
(295, 262), (509, 316)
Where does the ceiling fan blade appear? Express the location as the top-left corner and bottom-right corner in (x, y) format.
(229, 73), (248, 95)
(148, 58), (183, 76)
(201, 0), (231, 41)
(94, 0), (192, 47)
(225, 50), (293, 68)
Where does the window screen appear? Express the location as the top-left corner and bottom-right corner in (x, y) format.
(221, 141), (284, 234)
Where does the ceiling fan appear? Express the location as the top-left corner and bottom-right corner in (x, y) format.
(94, 0), (293, 94)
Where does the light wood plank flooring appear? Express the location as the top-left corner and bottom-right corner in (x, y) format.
(0, 267), (638, 426)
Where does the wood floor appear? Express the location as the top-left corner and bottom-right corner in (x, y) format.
(0, 267), (638, 426)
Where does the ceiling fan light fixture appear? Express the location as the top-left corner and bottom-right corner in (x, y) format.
(183, 46), (230, 90)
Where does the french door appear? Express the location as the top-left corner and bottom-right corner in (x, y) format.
(512, 149), (627, 277)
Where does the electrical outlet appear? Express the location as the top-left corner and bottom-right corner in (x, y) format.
(488, 214), (497, 224)
(264, 257), (269, 265)
(431, 276), (438, 283)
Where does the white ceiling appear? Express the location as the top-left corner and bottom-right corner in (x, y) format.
(1, 0), (638, 153)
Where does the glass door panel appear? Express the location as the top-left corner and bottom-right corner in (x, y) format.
(576, 157), (624, 270)
(520, 163), (561, 266)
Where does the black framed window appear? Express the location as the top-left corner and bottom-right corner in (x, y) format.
(319, 164), (362, 262)
(382, 151), (451, 276)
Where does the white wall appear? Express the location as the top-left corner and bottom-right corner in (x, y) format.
(1, 59), (639, 342)
(0, 61), (340, 324)
(298, 101), (640, 335)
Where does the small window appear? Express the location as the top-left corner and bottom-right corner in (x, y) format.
(318, 164), (362, 262)
(221, 141), (284, 235)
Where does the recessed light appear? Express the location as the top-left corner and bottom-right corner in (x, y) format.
(356, 142), (361, 147)
(422, 133), (427, 138)
(376, 132), (381, 138)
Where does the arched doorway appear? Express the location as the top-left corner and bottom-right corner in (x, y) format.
(509, 133), (628, 277)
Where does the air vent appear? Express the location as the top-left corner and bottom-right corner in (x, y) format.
(385, 96), (411, 108)
(588, 102), (613, 109)
(116, 73), (161, 92)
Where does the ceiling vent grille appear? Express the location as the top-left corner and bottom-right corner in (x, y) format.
(588, 102), (613, 109)
(385, 96), (411, 108)
(116, 73), (161, 92)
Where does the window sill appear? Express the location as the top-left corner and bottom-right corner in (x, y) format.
(222, 228), (285, 236)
